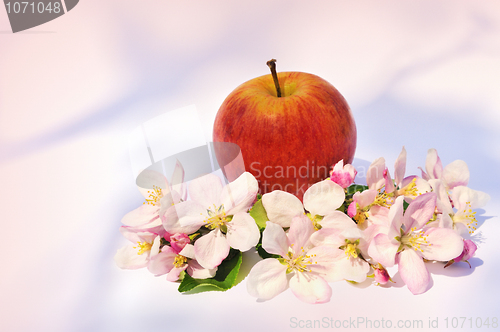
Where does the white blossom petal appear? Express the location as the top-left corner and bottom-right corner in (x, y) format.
(247, 259), (288, 301)
(194, 228), (230, 269)
(189, 173), (224, 208)
(289, 272), (331, 304)
(262, 190), (304, 227)
(303, 180), (345, 216)
(226, 212), (260, 252)
(423, 227), (464, 261)
(222, 172), (259, 215)
(397, 249), (430, 295)
(262, 221), (288, 257)
(442, 160), (469, 189)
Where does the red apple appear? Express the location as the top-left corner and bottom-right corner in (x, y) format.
(212, 63), (356, 201)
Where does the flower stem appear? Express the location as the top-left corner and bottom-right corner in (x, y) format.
(266, 59), (282, 97)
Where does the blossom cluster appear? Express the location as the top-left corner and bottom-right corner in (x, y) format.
(115, 148), (489, 303)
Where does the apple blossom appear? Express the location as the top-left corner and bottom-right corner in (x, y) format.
(444, 239), (477, 268)
(164, 172), (260, 269)
(262, 179), (345, 229)
(383, 147), (430, 200)
(148, 237), (216, 281)
(309, 212), (371, 283)
(114, 228), (161, 270)
(429, 180), (490, 234)
(330, 159), (357, 188)
(121, 161), (187, 236)
(420, 148), (470, 191)
(368, 194), (464, 294)
(247, 215), (338, 303)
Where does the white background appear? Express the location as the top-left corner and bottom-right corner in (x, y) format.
(1, 1), (499, 331)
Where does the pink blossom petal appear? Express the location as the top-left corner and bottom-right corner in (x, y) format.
(403, 192), (436, 231)
(246, 259), (288, 301)
(397, 249), (430, 295)
(121, 205), (159, 227)
(330, 170), (354, 188)
(347, 201), (357, 218)
(167, 266), (187, 282)
(425, 148), (443, 180)
(222, 172), (259, 215)
(422, 228), (464, 261)
(161, 203), (204, 235)
(442, 160), (469, 189)
(147, 246), (177, 276)
(303, 180), (345, 215)
(289, 272), (332, 304)
(169, 200), (206, 229)
(320, 211), (356, 230)
(189, 173), (224, 208)
(452, 186), (490, 210)
(305, 246), (341, 280)
(388, 196), (405, 241)
(384, 167), (395, 194)
(262, 221), (288, 257)
(309, 228), (343, 248)
(262, 190), (304, 227)
(428, 179), (453, 214)
(366, 157), (386, 190)
(226, 212), (260, 252)
(394, 146), (407, 187)
(287, 215), (315, 249)
(194, 229), (230, 269)
(178, 243), (195, 259)
(367, 205), (390, 227)
(368, 234), (399, 267)
(136, 170), (169, 199)
(335, 255), (370, 283)
(171, 159), (187, 201)
(418, 167), (429, 181)
(332, 159), (344, 172)
(355, 189), (378, 208)
(187, 260), (217, 279)
(119, 227), (157, 244)
(114, 245), (149, 270)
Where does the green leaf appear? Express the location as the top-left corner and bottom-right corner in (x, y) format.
(347, 184), (369, 196)
(249, 198), (269, 230)
(178, 249), (242, 293)
(403, 200), (410, 211)
(256, 242), (280, 259)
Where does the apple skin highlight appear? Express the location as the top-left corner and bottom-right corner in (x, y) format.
(213, 71), (356, 201)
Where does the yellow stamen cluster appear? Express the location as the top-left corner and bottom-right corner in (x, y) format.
(134, 241), (152, 255)
(143, 185), (164, 206)
(454, 201), (478, 234)
(352, 203), (370, 224)
(345, 243), (358, 259)
(202, 204), (229, 230)
(400, 227), (431, 252)
(173, 255), (187, 268)
(279, 246), (318, 274)
(373, 191), (392, 207)
(397, 178), (419, 198)
(340, 239), (360, 259)
(306, 213), (323, 230)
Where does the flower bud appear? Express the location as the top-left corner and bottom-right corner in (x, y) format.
(374, 268), (391, 285)
(169, 233), (190, 254)
(330, 160), (357, 188)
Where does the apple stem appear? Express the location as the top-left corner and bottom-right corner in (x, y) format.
(266, 59), (282, 97)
